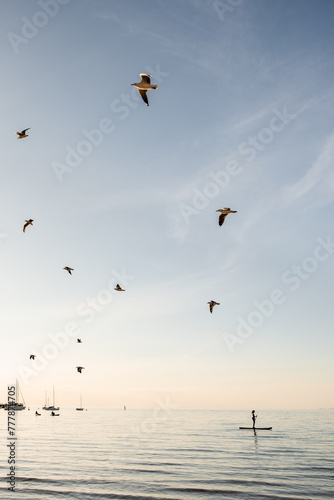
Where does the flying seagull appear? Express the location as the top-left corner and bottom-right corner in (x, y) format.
(114, 283), (125, 291)
(76, 366), (84, 373)
(216, 208), (237, 227)
(16, 128), (30, 139)
(77, 339), (82, 343)
(30, 355), (36, 360)
(208, 301), (220, 313)
(23, 219), (34, 232)
(131, 74), (158, 106)
(64, 267), (74, 275)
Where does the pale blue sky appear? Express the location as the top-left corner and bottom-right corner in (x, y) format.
(0, 0), (333, 409)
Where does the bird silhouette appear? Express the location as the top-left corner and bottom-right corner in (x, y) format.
(216, 208), (237, 226)
(16, 128), (30, 139)
(76, 366), (84, 373)
(23, 219), (34, 232)
(131, 74), (158, 106)
(114, 284), (125, 291)
(77, 339), (82, 343)
(208, 301), (220, 313)
(30, 355), (36, 360)
(64, 267), (74, 275)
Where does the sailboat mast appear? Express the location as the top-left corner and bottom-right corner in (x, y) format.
(15, 379), (26, 407)
(20, 383), (26, 406)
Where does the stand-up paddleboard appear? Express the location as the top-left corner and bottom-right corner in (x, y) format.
(239, 427), (272, 430)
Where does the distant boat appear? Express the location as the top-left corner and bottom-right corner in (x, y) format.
(5, 380), (26, 411)
(43, 387), (59, 411)
(76, 395), (84, 411)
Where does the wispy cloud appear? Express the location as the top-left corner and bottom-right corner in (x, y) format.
(282, 131), (334, 210)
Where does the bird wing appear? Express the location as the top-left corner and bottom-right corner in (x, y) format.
(139, 89), (149, 106)
(23, 223), (27, 232)
(209, 302), (213, 313)
(140, 74), (152, 84)
(22, 128), (30, 134)
(219, 213), (227, 226)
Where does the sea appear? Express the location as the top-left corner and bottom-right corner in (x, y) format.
(0, 408), (333, 499)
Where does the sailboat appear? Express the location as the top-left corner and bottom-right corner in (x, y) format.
(5, 380), (26, 411)
(43, 387), (59, 411)
(76, 395), (84, 411)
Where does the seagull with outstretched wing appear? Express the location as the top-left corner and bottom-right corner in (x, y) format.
(23, 219), (34, 232)
(208, 301), (220, 313)
(131, 74), (158, 106)
(216, 208), (237, 227)
(16, 128), (30, 139)
(64, 267), (74, 275)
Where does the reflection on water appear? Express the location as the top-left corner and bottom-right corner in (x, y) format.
(0, 409), (333, 499)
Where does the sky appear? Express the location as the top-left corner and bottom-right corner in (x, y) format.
(0, 0), (333, 410)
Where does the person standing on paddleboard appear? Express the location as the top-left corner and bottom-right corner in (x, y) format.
(251, 410), (257, 428)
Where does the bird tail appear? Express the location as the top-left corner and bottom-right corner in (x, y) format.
(152, 85), (158, 89)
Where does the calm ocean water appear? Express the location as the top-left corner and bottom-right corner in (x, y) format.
(0, 408), (333, 499)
